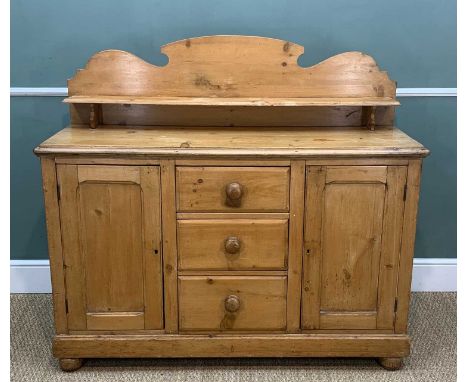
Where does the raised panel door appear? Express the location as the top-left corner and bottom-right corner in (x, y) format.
(302, 166), (407, 330)
(57, 165), (163, 331)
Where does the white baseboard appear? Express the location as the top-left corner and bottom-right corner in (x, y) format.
(10, 260), (52, 294)
(10, 258), (456, 293)
(411, 258), (457, 292)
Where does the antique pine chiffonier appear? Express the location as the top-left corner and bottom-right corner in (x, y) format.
(35, 36), (429, 371)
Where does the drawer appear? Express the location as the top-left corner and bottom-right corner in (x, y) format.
(176, 167), (290, 212)
(178, 219), (289, 270)
(178, 276), (287, 331)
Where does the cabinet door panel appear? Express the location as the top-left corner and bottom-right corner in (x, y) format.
(57, 165), (163, 331)
(302, 166), (407, 331)
(321, 183), (385, 312)
(80, 182), (144, 312)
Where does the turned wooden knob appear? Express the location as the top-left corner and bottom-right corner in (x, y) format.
(225, 182), (243, 201)
(224, 236), (241, 255)
(224, 295), (241, 313)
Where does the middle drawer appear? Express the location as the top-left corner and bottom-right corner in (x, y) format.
(177, 219), (289, 270)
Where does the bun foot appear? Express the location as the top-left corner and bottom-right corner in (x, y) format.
(377, 357), (403, 370)
(59, 358), (84, 371)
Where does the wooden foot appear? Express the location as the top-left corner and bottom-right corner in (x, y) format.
(377, 357), (403, 370)
(59, 358), (84, 372)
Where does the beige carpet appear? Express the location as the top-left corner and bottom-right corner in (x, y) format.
(10, 293), (456, 381)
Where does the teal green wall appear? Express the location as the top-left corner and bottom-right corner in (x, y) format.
(11, 0), (456, 259)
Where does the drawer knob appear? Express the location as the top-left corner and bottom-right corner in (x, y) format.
(224, 295), (241, 313)
(224, 236), (241, 255)
(225, 182), (243, 205)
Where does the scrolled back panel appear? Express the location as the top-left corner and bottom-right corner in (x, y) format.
(68, 35), (396, 99)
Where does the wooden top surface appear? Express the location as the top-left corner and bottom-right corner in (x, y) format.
(67, 35), (397, 100)
(65, 96), (399, 107)
(35, 125), (428, 157)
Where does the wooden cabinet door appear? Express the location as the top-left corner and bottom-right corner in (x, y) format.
(57, 165), (163, 331)
(302, 166), (407, 330)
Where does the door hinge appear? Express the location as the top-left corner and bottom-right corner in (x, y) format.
(403, 184), (408, 201)
(394, 298), (398, 313)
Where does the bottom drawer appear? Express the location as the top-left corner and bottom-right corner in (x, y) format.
(178, 276), (287, 331)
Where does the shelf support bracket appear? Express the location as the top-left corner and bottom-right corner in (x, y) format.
(89, 103), (102, 129)
(362, 106), (376, 131)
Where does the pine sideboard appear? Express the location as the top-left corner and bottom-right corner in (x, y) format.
(35, 35), (429, 371)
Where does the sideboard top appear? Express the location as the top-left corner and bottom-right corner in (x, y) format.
(35, 125), (428, 158)
(66, 35), (397, 101)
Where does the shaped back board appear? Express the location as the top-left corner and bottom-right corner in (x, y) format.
(67, 35), (397, 127)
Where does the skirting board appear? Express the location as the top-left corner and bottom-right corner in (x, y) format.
(10, 259), (456, 293)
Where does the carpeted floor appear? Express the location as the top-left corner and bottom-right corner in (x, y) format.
(10, 293), (456, 381)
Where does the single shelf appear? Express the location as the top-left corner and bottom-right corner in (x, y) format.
(64, 95), (400, 107)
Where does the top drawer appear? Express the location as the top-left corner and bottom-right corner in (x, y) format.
(176, 167), (290, 212)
